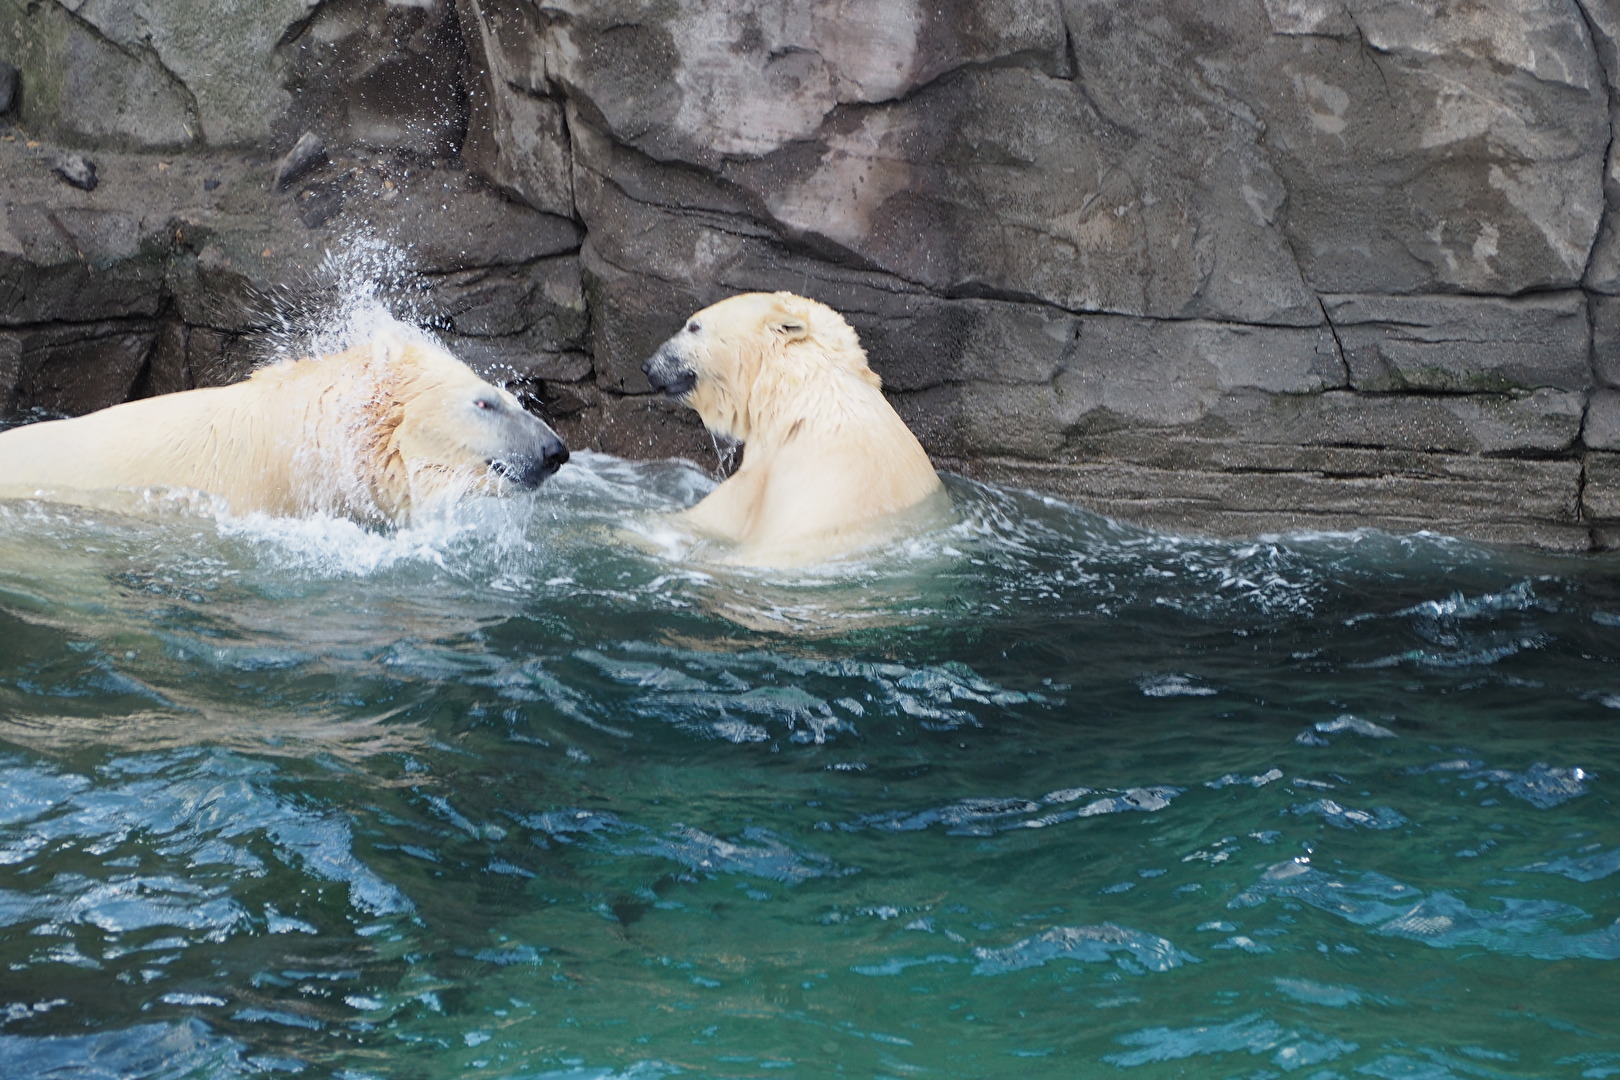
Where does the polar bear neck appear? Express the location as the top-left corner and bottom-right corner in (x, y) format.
(736, 355), (885, 448)
(236, 353), (413, 522)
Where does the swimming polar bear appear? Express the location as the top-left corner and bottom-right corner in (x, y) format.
(641, 291), (948, 567)
(0, 331), (569, 524)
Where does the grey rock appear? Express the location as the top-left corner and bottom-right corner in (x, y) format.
(1586, 451), (1620, 522)
(1579, 0), (1620, 292)
(918, 381), (1066, 459)
(957, 451), (1589, 551)
(442, 334), (592, 385)
(853, 297), (1078, 394)
(0, 334), (20, 414)
(1595, 294), (1620, 387)
(1592, 221), (1620, 295)
(366, 169), (581, 273)
(165, 161), (582, 331)
(54, 0), (313, 146)
(950, 379), (1583, 464)
(0, 170), (170, 323)
(181, 326), (257, 389)
(273, 131), (328, 192)
(456, 0), (574, 217)
(548, 386), (720, 465)
(0, 0), (196, 148)
(581, 241), (709, 396)
(1067, 0), (1604, 295)
(551, 0), (1321, 325)
(419, 256), (587, 347)
(2, 321), (157, 415)
(282, 0), (470, 156)
(0, 58), (17, 115)
(550, 0), (1065, 166)
(1276, 389), (1586, 456)
(294, 181), (344, 229)
(1326, 293), (1592, 392)
(51, 152), (97, 191)
(1051, 318), (1345, 437)
(139, 320), (193, 398)
(1587, 388), (1620, 451)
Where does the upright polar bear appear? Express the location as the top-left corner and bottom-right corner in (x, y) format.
(642, 292), (948, 566)
(0, 330), (569, 524)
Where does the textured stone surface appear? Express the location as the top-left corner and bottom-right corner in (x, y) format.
(455, 0), (574, 218)
(60, 0), (314, 146)
(1326, 293), (1593, 392)
(2, 321), (156, 415)
(1586, 452), (1620, 532)
(1587, 388), (1620, 450)
(1595, 293), (1620, 386)
(283, 0), (471, 157)
(1581, 0), (1620, 294)
(955, 451), (1590, 551)
(3, 0), (1620, 549)
(0, 59), (17, 115)
(0, 0), (197, 148)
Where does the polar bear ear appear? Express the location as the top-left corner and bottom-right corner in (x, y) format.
(373, 331), (425, 375)
(770, 317), (809, 342)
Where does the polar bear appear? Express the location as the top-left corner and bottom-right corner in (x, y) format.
(0, 330), (569, 524)
(641, 291), (948, 566)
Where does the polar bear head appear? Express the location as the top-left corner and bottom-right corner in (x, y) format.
(385, 339), (567, 490)
(269, 332), (570, 520)
(640, 291), (878, 443)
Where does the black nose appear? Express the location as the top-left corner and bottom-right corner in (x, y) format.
(491, 437), (569, 489)
(524, 436), (569, 484)
(643, 345), (698, 397)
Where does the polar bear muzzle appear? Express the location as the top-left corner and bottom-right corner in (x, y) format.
(641, 340), (698, 398)
(485, 417), (570, 489)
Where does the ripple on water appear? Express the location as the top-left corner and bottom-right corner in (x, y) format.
(1407, 758), (1595, 809)
(572, 642), (1051, 742)
(970, 923), (1196, 976)
(1104, 1012), (1358, 1071)
(508, 805), (846, 885)
(1233, 857), (1620, 960)
(0, 748), (410, 967)
(0, 1020), (257, 1079)
(846, 785), (1179, 836)
(1518, 846), (1620, 883)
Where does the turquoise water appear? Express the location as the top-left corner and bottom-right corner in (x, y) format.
(0, 452), (1616, 1079)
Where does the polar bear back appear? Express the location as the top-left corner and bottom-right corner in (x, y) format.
(0, 384), (308, 514)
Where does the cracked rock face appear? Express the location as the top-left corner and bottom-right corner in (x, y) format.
(2, 0), (1620, 549)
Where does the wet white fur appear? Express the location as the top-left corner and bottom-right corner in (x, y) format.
(662, 292), (947, 566)
(0, 333), (544, 524)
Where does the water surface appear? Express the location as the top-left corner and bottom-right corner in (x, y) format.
(0, 453), (1616, 1079)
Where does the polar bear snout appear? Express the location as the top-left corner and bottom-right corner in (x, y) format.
(489, 431), (570, 489)
(642, 343), (698, 398)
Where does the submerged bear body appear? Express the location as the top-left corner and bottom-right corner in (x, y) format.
(0, 332), (568, 524)
(643, 291), (947, 567)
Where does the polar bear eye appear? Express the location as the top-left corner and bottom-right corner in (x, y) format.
(474, 398), (498, 411)
(686, 322), (700, 334)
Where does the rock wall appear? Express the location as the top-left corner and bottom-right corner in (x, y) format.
(2, 0), (1619, 549)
